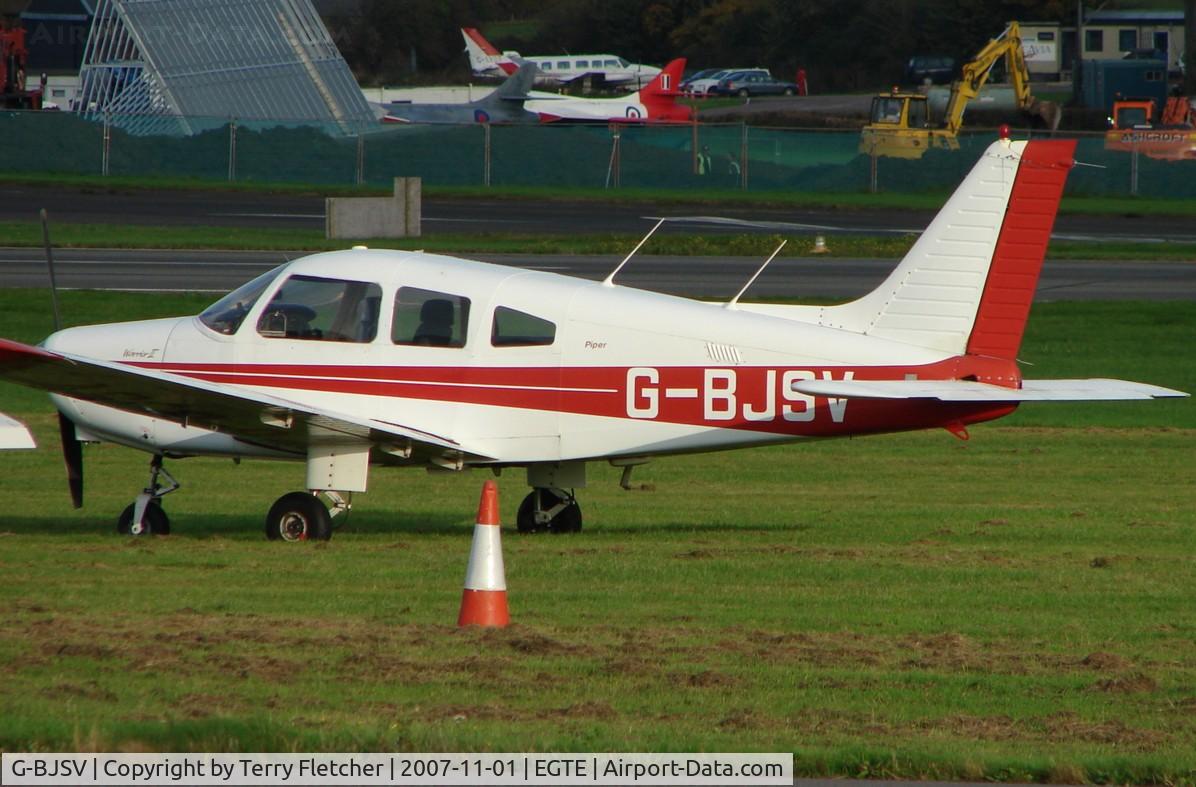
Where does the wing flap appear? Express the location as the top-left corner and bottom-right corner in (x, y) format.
(791, 377), (1188, 402)
(0, 338), (493, 462)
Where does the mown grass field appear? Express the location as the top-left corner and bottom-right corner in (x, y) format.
(6, 171), (1196, 217)
(0, 292), (1192, 783)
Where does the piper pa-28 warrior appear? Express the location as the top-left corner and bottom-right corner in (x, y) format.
(0, 136), (1185, 540)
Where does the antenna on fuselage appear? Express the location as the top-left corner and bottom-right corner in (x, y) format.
(726, 239), (787, 309)
(602, 217), (664, 287)
(39, 208), (62, 331)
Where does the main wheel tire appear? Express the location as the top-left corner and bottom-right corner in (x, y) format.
(783, 87), (795, 96)
(737, 88), (750, 97)
(117, 501), (170, 536)
(516, 490), (583, 534)
(265, 492), (332, 541)
(553, 498), (583, 533)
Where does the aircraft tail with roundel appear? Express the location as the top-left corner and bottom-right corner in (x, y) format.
(637, 58), (693, 123)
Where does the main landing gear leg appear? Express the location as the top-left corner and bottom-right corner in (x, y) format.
(117, 454), (178, 536)
(517, 487), (582, 534)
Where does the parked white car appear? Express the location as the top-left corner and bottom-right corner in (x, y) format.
(687, 68), (767, 96)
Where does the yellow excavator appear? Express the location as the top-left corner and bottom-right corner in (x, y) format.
(860, 22), (1061, 159)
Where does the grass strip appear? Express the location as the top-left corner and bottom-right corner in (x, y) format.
(0, 422), (1191, 781)
(5, 171), (1196, 216)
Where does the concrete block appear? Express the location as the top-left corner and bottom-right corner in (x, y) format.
(325, 176), (421, 239)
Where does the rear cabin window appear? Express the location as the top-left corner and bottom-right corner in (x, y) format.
(491, 307), (556, 347)
(256, 275), (382, 342)
(392, 287), (471, 347)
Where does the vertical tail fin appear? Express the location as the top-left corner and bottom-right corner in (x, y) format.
(482, 63), (538, 104)
(461, 27), (517, 75)
(816, 138), (1075, 358)
(636, 58), (692, 122)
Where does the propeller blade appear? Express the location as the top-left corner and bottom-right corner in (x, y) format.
(58, 411), (83, 509)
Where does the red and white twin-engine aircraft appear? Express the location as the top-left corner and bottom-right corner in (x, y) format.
(0, 137), (1185, 539)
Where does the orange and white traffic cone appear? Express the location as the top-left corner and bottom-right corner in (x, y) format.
(457, 479), (509, 627)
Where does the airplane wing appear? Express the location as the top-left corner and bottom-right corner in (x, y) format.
(0, 412), (35, 449)
(791, 378), (1188, 402)
(0, 338), (494, 465)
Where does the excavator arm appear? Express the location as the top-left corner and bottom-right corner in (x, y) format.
(942, 22), (1059, 135)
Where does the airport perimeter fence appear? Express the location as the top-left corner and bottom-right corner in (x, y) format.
(3, 110), (1195, 199)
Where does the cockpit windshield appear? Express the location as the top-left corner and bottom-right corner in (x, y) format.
(198, 266), (283, 335)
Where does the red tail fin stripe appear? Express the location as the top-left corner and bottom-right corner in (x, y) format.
(462, 27), (500, 56)
(965, 140), (1076, 360)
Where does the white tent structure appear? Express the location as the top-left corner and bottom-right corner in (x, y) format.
(76, 0), (374, 136)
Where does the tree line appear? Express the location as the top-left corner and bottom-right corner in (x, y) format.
(327, 0), (1073, 89)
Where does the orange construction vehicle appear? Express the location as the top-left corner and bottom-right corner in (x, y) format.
(1, 23), (42, 110)
(1105, 95), (1196, 161)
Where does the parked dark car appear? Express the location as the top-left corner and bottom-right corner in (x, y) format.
(904, 55), (956, 85)
(707, 70), (798, 97)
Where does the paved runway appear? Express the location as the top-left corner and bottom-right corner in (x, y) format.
(4, 183), (1196, 243)
(0, 248), (1190, 301)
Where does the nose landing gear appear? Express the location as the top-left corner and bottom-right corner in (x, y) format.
(117, 455), (178, 536)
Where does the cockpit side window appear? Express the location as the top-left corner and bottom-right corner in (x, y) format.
(256, 275), (382, 342)
(392, 287), (471, 348)
(198, 266), (282, 335)
(491, 306), (556, 347)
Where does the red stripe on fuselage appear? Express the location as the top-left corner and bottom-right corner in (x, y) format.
(133, 355), (1019, 438)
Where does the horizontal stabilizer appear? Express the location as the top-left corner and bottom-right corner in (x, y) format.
(791, 378), (1188, 402)
(0, 412), (35, 449)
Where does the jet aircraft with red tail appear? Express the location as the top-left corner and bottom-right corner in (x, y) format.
(528, 58), (692, 123)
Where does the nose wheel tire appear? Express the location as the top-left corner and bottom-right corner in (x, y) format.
(517, 489), (582, 534)
(265, 492), (332, 542)
(117, 501), (170, 536)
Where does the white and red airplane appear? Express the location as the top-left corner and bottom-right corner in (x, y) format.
(0, 136), (1185, 540)
(461, 27), (660, 89)
(529, 58), (692, 123)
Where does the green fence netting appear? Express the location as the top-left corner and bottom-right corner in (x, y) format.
(2, 111), (1194, 198)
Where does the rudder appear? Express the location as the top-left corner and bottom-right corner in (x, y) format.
(965, 139), (1075, 360)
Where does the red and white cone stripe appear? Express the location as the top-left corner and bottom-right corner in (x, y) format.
(457, 479), (510, 627)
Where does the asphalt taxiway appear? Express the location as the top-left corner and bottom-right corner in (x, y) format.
(0, 247), (1190, 301)
(4, 183), (1196, 243)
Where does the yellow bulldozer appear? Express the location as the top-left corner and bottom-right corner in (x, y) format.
(860, 22), (1061, 159)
